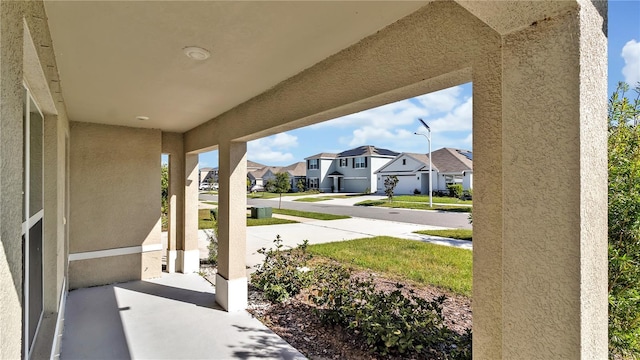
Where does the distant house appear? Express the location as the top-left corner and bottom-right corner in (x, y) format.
(375, 148), (473, 195)
(305, 145), (399, 193)
(260, 162), (307, 191)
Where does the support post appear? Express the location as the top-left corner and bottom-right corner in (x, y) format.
(216, 140), (248, 312)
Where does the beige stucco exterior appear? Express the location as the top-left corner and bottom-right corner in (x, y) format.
(68, 122), (162, 287)
(0, 0), (608, 359)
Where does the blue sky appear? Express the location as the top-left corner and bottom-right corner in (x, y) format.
(198, 2), (640, 169)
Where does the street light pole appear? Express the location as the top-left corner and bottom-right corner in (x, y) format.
(415, 118), (432, 207)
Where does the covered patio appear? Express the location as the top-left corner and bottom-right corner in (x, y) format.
(1, 1), (607, 359)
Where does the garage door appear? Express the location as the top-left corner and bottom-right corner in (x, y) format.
(384, 175), (418, 195)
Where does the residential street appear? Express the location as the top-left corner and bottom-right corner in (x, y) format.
(199, 193), (472, 229)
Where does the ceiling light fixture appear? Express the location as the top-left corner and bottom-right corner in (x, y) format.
(136, 116), (149, 121)
(183, 46), (211, 61)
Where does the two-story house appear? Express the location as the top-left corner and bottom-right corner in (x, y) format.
(305, 145), (398, 193)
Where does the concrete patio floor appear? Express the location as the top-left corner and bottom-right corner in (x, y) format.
(60, 273), (306, 360)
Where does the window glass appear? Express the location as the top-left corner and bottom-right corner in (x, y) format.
(355, 157), (366, 168)
(29, 96), (43, 217)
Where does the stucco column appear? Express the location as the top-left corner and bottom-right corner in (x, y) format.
(474, 4), (607, 358)
(216, 140), (248, 312)
(161, 132), (185, 273)
(179, 153), (199, 273)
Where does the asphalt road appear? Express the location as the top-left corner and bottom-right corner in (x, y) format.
(199, 194), (472, 229)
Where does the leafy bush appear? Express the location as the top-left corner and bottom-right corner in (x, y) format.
(203, 211), (218, 264)
(608, 82), (640, 358)
(310, 262), (471, 358)
(414, 188), (421, 195)
(251, 236), (312, 302)
(446, 184), (463, 198)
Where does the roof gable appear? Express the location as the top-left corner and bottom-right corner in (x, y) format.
(337, 145), (399, 158)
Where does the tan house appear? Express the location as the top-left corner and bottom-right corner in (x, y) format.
(1, 1), (608, 359)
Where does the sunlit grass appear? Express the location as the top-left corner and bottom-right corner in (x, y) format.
(272, 208), (350, 220)
(393, 195), (472, 205)
(414, 229), (473, 241)
(355, 200), (472, 212)
(308, 236), (472, 296)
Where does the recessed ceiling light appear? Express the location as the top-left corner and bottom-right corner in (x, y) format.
(183, 46), (211, 61)
(136, 116), (149, 121)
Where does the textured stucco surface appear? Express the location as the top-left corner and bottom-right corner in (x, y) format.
(184, 1), (494, 151)
(69, 251), (161, 290)
(500, 5), (607, 358)
(2, 0), (72, 357)
(217, 140), (248, 282)
(69, 122), (162, 286)
(161, 132), (184, 255)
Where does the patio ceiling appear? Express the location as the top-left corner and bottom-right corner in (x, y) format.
(43, 1), (428, 133)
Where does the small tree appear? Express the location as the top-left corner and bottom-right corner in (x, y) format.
(384, 175), (399, 203)
(297, 178), (305, 193)
(274, 172), (291, 209)
(608, 81), (640, 358)
(161, 163), (169, 230)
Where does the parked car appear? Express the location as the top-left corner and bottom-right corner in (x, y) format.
(250, 184), (265, 192)
(199, 183), (211, 191)
(212, 183), (219, 190)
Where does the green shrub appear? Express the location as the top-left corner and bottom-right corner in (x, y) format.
(413, 188), (421, 195)
(250, 236), (312, 302)
(608, 82), (640, 358)
(310, 262), (471, 358)
(206, 211), (218, 264)
(447, 184), (463, 198)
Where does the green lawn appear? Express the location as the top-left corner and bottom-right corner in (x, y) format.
(293, 196), (334, 202)
(246, 217), (298, 226)
(247, 191), (321, 199)
(272, 208), (350, 220)
(198, 208), (298, 229)
(355, 200), (472, 213)
(414, 229), (473, 241)
(308, 236), (472, 296)
(393, 195), (472, 205)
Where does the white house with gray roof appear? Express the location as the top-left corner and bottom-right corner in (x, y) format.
(375, 148), (473, 195)
(305, 145), (398, 193)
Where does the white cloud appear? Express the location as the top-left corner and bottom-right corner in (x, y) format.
(622, 39), (640, 85)
(427, 96), (473, 134)
(248, 132), (298, 164)
(414, 86), (463, 114)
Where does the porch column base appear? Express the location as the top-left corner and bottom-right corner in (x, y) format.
(177, 249), (199, 273)
(215, 274), (247, 312)
(166, 250), (178, 273)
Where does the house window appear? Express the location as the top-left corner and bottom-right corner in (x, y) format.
(402, 159), (406, 165)
(354, 157), (366, 168)
(308, 159), (318, 170)
(308, 178), (319, 189)
(339, 158), (348, 167)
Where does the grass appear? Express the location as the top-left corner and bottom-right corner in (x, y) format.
(355, 200), (472, 213)
(293, 196), (334, 202)
(307, 236), (472, 296)
(272, 208), (350, 220)
(393, 195), (472, 205)
(198, 208), (298, 229)
(247, 191), (321, 199)
(246, 217), (298, 226)
(414, 229), (473, 241)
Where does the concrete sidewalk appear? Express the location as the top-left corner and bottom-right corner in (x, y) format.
(60, 273), (305, 360)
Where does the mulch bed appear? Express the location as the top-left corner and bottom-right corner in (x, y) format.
(246, 269), (472, 359)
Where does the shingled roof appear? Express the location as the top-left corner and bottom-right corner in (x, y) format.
(304, 152), (338, 160)
(337, 145), (399, 158)
(378, 148), (472, 175)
